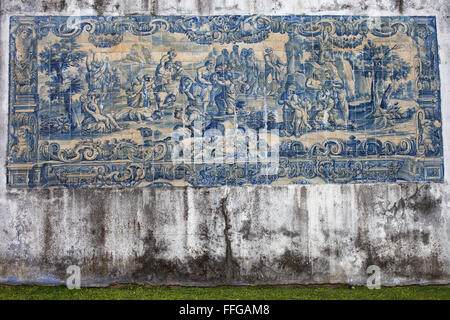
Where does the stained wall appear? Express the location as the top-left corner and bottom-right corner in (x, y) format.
(0, 0), (449, 286)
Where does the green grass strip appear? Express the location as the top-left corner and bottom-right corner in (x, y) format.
(0, 285), (449, 300)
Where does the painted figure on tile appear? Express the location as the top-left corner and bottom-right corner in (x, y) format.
(195, 60), (215, 113)
(280, 83), (311, 136)
(10, 126), (32, 161)
(323, 69), (348, 124)
(155, 50), (177, 89)
(118, 74), (156, 122)
(86, 52), (108, 92)
(175, 77), (204, 123)
(264, 48), (285, 95)
(242, 48), (260, 97)
(417, 110), (441, 156)
(126, 74), (154, 109)
(179, 76), (205, 113)
(212, 62), (237, 116)
(306, 70), (322, 90)
(230, 45), (241, 71)
(307, 40), (348, 124)
(314, 90), (337, 129)
(13, 25), (35, 93)
(81, 92), (121, 134)
(155, 50), (183, 109)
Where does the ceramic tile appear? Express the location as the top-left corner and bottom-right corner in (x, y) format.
(6, 15), (443, 187)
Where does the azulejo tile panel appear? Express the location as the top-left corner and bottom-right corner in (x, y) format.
(7, 15), (443, 187)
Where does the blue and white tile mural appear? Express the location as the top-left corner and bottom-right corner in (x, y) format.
(7, 15), (443, 187)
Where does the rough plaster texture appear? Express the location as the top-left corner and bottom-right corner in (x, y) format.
(0, 0), (449, 286)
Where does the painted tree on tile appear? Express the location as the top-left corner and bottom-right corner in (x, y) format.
(39, 38), (87, 126)
(352, 40), (411, 127)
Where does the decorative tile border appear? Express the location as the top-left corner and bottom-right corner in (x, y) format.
(7, 15), (443, 187)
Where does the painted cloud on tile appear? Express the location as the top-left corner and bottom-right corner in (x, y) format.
(7, 16), (443, 187)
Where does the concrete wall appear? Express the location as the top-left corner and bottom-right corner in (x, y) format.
(0, 0), (449, 286)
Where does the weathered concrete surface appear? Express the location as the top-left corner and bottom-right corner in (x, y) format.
(0, 184), (448, 286)
(0, 0), (449, 286)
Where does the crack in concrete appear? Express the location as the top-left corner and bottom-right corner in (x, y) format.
(150, 0), (158, 16)
(183, 188), (189, 221)
(395, 0), (404, 13)
(219, 191), (239, 282)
